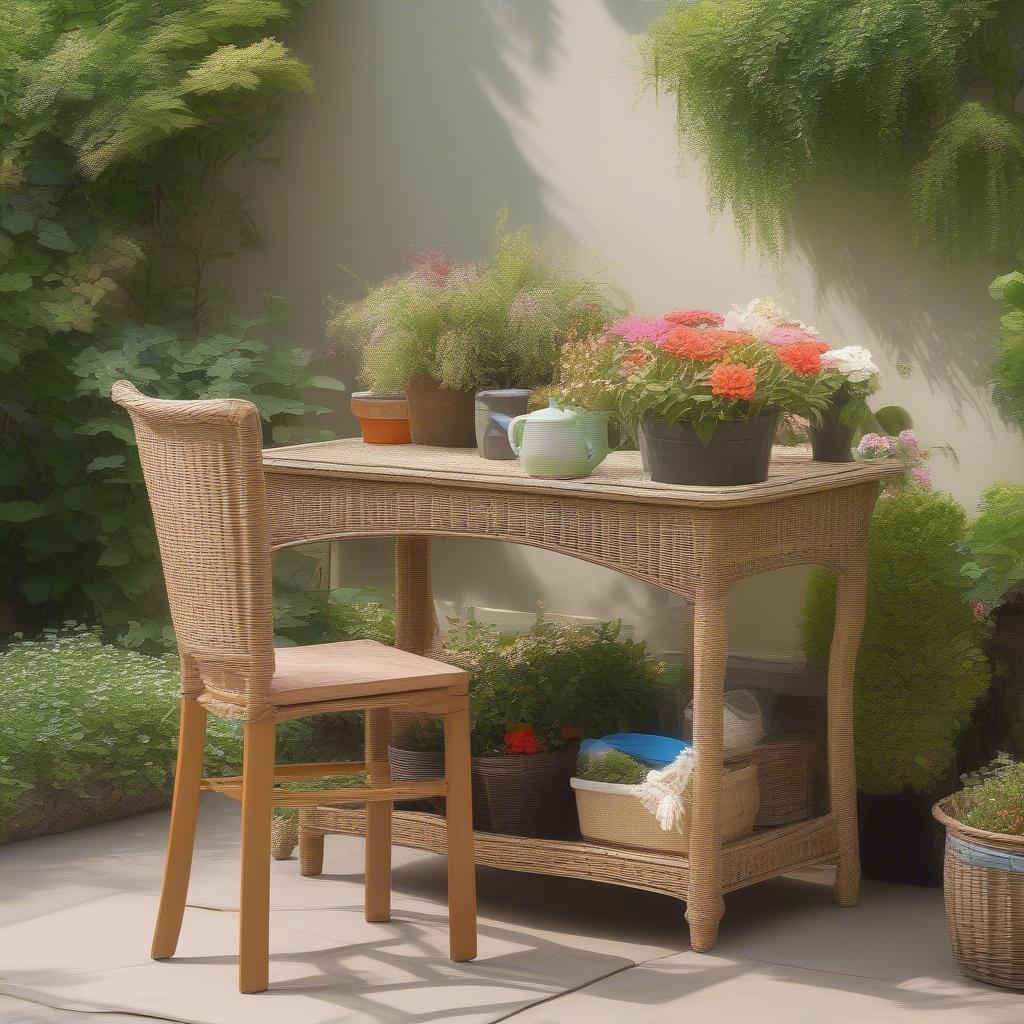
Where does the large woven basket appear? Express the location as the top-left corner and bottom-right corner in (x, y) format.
(934, 796), (1024, 989)
(472, 746), (578, 839)
(572, 764), (759, 855)
(726, 737), (820, 829)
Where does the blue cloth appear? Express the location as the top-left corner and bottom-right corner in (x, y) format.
(581, 733), (691, 769)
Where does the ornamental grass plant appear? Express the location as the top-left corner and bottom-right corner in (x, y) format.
(327, 213), (626, 394)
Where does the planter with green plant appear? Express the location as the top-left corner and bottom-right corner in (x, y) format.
(328, 215), (625, 447)
(803, 489), (991, 885)
(438, 618), (663, 838)
(388, 718), (447, 802)
(934, 758), (1024, 989)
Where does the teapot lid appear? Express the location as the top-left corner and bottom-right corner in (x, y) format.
(527, 404), (576, 423)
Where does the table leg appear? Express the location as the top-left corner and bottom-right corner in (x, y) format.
(828, 563), (867, 907)
(394, 535), (435, 655)
(685, 590), (728, 952)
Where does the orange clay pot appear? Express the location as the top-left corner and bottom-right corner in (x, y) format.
(351, 392), (411, 444)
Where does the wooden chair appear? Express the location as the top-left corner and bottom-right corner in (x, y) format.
(112, 381), (476, 994)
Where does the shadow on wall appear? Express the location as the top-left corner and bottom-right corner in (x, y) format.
(791, 189), (1000, 420)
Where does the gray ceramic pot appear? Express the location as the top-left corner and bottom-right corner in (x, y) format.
(474, 389), (532, 459)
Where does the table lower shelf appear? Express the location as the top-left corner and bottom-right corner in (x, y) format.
(302, 807), (839, 902)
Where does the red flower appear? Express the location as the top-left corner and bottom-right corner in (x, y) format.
(503, 723), (546, 755)
(710, 362), (757, 401)
(657, 326), (730, 362)
(705, 329), (755, 349)
(559, 725), (581, 741)
(776, 341), (829, 376)
(664, 309), (725, 328)
(621, 346), (652, 374)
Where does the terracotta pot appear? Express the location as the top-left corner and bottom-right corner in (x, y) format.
(640, 413), (781, 486)
(405, 378), (477, 447)
(471, 745), (578, 838)
(351, 391), (411, 444)
(806, 402), (856, 462)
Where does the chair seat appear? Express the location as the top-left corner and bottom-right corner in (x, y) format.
(268, 640), (466, 706)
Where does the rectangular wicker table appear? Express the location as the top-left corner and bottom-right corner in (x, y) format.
(262, 438), (903, 951)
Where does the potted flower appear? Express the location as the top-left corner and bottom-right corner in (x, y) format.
(934, 760), (1024, 989)
(722, 297), (884, 462)
(328, 215), (624, 447)
(613, 307), (833, 485)
(438, 617), (662, 838)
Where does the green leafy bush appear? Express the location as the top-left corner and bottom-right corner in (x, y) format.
(0, 628), (242, 825)
(961, 482), (1024, 612)
(439, 619), (662, 755)
(576, 749), (648, 785)
(328, 213), (626, 393)
(394, 718), (446, 752)
(802, 491), (990, 794)
(990, 267), (1024, 434)
(960, 761), (1024, 835)
(642, 0), (1024, 261)
(0, 2), (324, 645)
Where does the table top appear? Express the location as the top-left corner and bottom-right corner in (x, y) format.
(263, 437), (905, 509)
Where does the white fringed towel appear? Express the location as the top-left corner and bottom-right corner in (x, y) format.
(635, 748), (695, 834)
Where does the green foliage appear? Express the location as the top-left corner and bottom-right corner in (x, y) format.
(990, 267), (1024, 433)
(576, 749), (648, 785)
(274, 585), (396, 648)
(328, 213), (626, 393)
(961, 483), (1024, 611)
(642, 0), (1024, 262)
(802, 491), (990, 794)
(439, 619), (662, 755)
(961, 751), (1017, 789)
(0, 1), (325, 643)
(395, 718), (446, 753)
(0, 627), (242, 822)
(272, 773), (367, 823)
(960, 761), (1024, 834)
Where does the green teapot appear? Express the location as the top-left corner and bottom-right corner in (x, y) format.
(507, 402), (608, 479)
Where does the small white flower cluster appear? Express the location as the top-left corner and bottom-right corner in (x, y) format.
(822, 345), (880, 383)
(721, 297), (819, 341)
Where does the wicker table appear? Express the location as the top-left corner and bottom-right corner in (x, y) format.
(262, 439), (902, 951)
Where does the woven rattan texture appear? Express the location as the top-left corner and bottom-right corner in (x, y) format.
(113, 381), (276, 717)
(935, 798), (1024, 989)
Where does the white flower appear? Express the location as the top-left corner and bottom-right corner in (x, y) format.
(822, 345), (880, 383)
(722, 297), (792, 341)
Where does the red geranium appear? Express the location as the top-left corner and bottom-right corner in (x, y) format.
(559, 725), (582, 741)
(664, 308), (725, 328)
(710, 362), (757, 401)
(657, 326), (730, 362)
(503, 723), (546, 755)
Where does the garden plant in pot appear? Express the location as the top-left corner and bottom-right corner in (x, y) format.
(327, 214), (624, 447)
(438, 617), (663, 839)
(611, 306), (834, 485)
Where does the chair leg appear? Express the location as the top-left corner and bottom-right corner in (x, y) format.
(364, 708), (392, 922)
(444, 700), (477, 962)
(239, 718), (276, 994)
(152, 699), (207, 960)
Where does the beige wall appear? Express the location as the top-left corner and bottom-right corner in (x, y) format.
(231, 0), (1024, 657)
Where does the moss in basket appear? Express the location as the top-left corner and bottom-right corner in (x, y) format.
(272, 774), (367, 824)
(326, 211), (627, 394)
(959, 761), (1024, 836)
(576, 750), (649, 785)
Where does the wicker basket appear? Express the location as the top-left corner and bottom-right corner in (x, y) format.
(727, 736), (820, 829)
(271, 816), (298, 861)
(472, 746), (578, 839)
(572, 764), (759, 855)
(934, 796), (1024, 990)
(388, 745), (446, 812)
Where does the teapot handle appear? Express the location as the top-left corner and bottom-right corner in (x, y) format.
(507, 414), (528, 457)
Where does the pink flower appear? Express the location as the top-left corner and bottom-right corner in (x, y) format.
(911, 467), (932, 489)
(408, 246), (452, 287)
(608, 315), (673, 343)
(973, 600), (990, 622)
(898, 430), (920, 452)
(857, 433), (891, 454)
(766, 325), (814, 346)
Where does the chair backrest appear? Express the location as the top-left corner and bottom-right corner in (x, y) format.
(112, 381), (275, 712)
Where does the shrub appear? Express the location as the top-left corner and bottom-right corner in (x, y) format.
(961, 481), (1024, 613)
(394, 718), (446, 752)
(576, 749), (649, 785)
(328, 212), (626, 393)
(989, 268), (1024, 435)
(961, 761), (1024, 835)
(0, 628), (242, 827)
(439, 619), (663, 755)
(802, 491), (990, 794)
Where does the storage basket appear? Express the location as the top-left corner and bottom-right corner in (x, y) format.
(934, 796), (1024, 990)
(727, 736), (820, 829)
(571, 763), (759, 855)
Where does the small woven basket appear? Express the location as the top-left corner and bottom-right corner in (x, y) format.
(271, 816), (298, 861)
(572, 764), (759, 855)
(727, 737), (820, 829)
(934, 796), (1024, 990)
